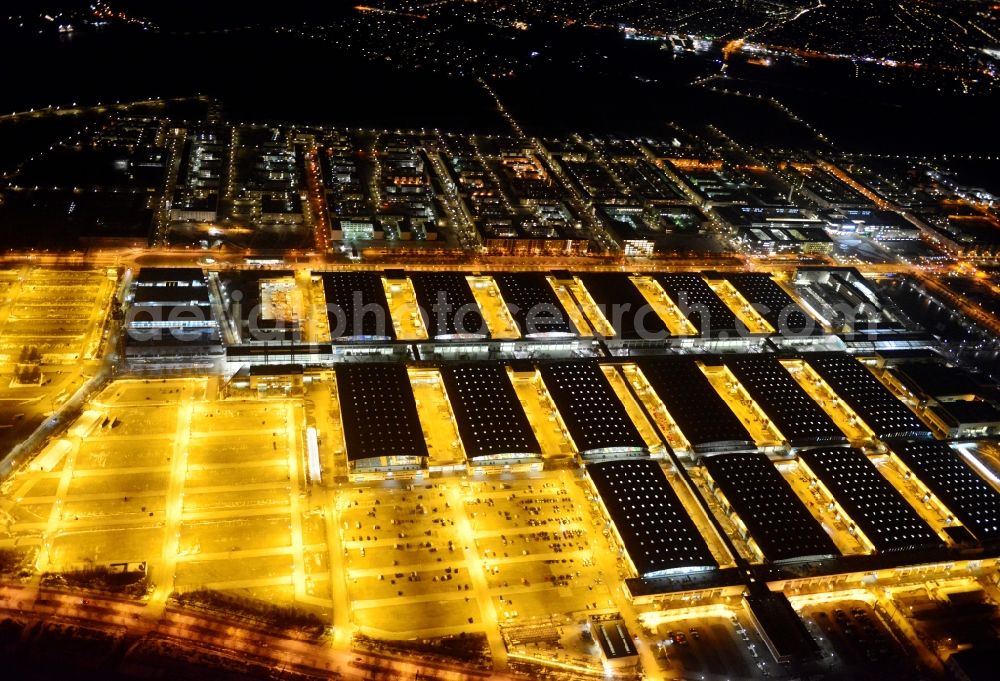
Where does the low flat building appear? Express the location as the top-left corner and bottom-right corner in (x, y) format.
(587, 458), (718, 579)
(440, 364), (542, 470)
(797, 447), (943, 554)
(929, 215), (1000, 258)
(245, 364), (304, 395)
(124, 326), (223, 362)
(891, 361), (991, 403)
(725, 356), (847, 449)
(491, 272), (575, 338)
(718, 205), (833, 255)
(217, 270), (301, 345)
(734, 225), (834, 255)
(133, 285), (210, 306)
(652, 273), (740, 336)
(169, 192), (218, 223)
(792, 268), (915, 335)
(742, 585), (820, 664)
(332, 218), (382, 241)
(484, 236), (590, 257)
(805, 355), (933, 441)
(701, 452), (840, 563)
(947, 646), (1000, 681)
(888, 360), (1000, 437)
(125, 267), (222, 363)
(637, 358), (755, 455)
(322, 272), (395, 341)
(576, 273), (668, 341)
(336, 363), (429, 477)
(724, 273), (816, 336)
(410, 271), (487, 340)
(134, 267), (207, 288)
(259, 193), (303, 225)
(927, 400), (1000, 439)
(598, 204), (708, 256)
(888, 441), (1000, 544)
(823, 208), (921, 240)
(538, 361), (647, 460)
(589, 617), (639, 671)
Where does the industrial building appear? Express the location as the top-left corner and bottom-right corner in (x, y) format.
(797, 447), (944, 554)
(538, 361), (648, 460)
(124, 267), (222, 362)
(888, 441), (1000, 544)
(587, 458), (718, 579)
(636, 357), (755, 455)
(805, 355), (933, 441)
(725, 356), (847, 448)
(701, 452), (840, 563)
(440, 363), (542, 469)
(336, 363), (429, 477)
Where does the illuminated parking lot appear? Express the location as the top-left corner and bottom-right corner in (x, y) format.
(466, 474), (614, 621)
(0, 266), (114, 361)
(1, 378), (329, 616)
(339, 481), (481, 635)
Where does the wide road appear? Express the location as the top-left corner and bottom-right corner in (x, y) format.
(0, 244), (959, 278)
(0, 582), (510, 681)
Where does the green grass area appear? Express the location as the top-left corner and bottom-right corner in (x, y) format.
(41, 565), (150, 598)
(171, 589), (325, 636)
(0, 548), (33, 578)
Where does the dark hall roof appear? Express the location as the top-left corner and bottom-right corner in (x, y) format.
(441, 364), (541, 459)
(336, 363), (428, 462)
(703, 452), (839, 562)
(588, 458), (717, 576)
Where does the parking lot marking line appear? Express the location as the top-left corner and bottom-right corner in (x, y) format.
(285, 402), (309, 603)
(175, 546), (297, 563)
(446, 482), (508, 670)
(177, 575), (302, 592)
(179, 506), (293, 522)
(321, 485), (352, 646)
(351, 589), (476, 610)
(34, 439), (81, 573)
(150, 400), (193, 611)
